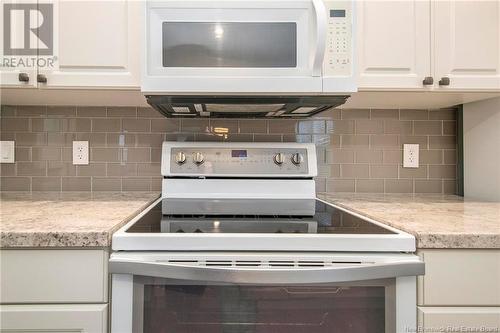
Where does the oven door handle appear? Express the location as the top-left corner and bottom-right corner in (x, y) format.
(109, 259), (424, 284)
(311, 0), (327, 77)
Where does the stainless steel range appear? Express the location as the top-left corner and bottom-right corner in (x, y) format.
(110, 142), (424, 333)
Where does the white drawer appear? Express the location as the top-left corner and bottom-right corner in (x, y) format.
(418, 249), (500, 306)
(0, 250), (108, 304)
(418, 307), (500, 332)
(0, 304), (107, 332)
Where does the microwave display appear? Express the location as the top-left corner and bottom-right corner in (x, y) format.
(330, 10), (346, 18)
(162, 22), (297, 68)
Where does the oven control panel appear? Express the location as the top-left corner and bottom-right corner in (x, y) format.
(162, 142), (317, 177)
(323, 1), (353, 76)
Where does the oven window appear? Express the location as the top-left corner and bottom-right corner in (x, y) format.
(142, 285), (385, 332)
(162, 22), (297, 68)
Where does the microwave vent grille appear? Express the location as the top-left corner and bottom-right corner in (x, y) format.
(146, 95), (349, 119)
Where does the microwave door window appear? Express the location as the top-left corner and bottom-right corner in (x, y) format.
(162, 22), (297, 68)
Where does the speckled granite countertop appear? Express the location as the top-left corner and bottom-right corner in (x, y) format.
(0, 192), (160, 248)
(2, 191), (498, 249)
(317, 193), (500, 249)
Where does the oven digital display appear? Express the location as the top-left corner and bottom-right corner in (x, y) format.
(330, 9), (346, 17)
(231, 150), (247, 158)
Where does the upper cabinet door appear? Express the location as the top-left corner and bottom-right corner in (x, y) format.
(0, 65), (38, 89)
(356, 0), (431, 90)
(434, 0), (500, 91)
(0, 0), (38, 88)
(38, 1), (140, 89)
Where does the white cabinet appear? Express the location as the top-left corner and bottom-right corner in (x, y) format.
(434, 0), (500, 90)
(0, 69), (38, 89)
(38, 0), (141, 89)
(0, 0), (38, 88)
(418, 250), (500, 306)
(417, 249), (500, 333)
(0, 304), (108, 333)
(0, 249), (109, 333)
(0, 0), (140, 89)
(358, 0), (500, 91)
(0, 250), (108, 304)
(418, 307), (500, 331)
(356, 0), (431, 89)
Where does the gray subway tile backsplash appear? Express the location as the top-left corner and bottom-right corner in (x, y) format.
(420, 150), (443, 164)
(106, 106), (137, 118)
(47, 106), (77, 117)
(356, 179), (384, 193)
(61, 177), (91, 191)
(47, 161), (76, 176)
(371, 109), (399, 119)
(429, 108), (456, 120)
(414, 120), (443, 135)
(92, 177), (122, 192)
(399, 109), (429, 120)
(355, 120), (384, 134)
(384, 179), (413, 193)
(341, 109), (370, 119)
(415, 179), (443, 193)
(0, 177), (31, 191)
(0, 105), (458, 194)
(369, 165), (398, 179)
(326, 179), (356, 193)
(32, 177), (61, 191)
(384, 120), (413, 135)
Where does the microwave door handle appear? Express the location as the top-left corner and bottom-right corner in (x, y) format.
(109, 260), (425, 284)
(311, 0), (327, 76)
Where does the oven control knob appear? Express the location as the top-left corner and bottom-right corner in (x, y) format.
(175, 151), (186, 165)
(274, 153), (285, 165)
(193, 152), (204, 165)
(291, 153), (303, 165)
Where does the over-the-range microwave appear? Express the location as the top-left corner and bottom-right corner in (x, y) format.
(142, 0), (356, 96)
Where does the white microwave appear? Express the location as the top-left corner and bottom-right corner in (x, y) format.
(142, 0), (356, 95)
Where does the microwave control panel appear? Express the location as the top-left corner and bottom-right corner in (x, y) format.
(323, 1), (353, 77)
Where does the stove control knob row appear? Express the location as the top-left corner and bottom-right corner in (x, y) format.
(291, 153), (303, 165)
(193, 152), (205, 165)
(274, 152), (304, 166)
(175, 151), (186, 164)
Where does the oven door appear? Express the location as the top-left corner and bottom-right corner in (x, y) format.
(143, 0), (327, 93)
(110, 252), (423, 333)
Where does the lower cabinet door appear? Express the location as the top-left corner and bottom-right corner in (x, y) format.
(0, 304), (107, 333)
(418, 307), (500, 332)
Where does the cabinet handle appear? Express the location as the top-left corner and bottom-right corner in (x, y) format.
(422, 76), (434, 86)
(438, 77), (450, 86)
(37, 74), (47, 83)
(18, 73), (29, 82)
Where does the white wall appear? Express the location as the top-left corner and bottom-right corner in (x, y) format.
(463, 97), (500, 201)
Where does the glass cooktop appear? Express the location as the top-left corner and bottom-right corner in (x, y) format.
(126, 200), (395, 235)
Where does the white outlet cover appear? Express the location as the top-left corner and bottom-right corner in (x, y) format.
(72, 141), (89, 165)
(403, 144), (419, 168)
(0, 141), (15, 163)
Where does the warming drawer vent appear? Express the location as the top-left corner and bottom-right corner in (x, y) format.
(160, 259), (363, 268)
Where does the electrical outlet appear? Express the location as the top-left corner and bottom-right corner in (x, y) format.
(0, 141), (15, 163)
(73, 141), (89, 165)
(403, 144), (419, 168)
